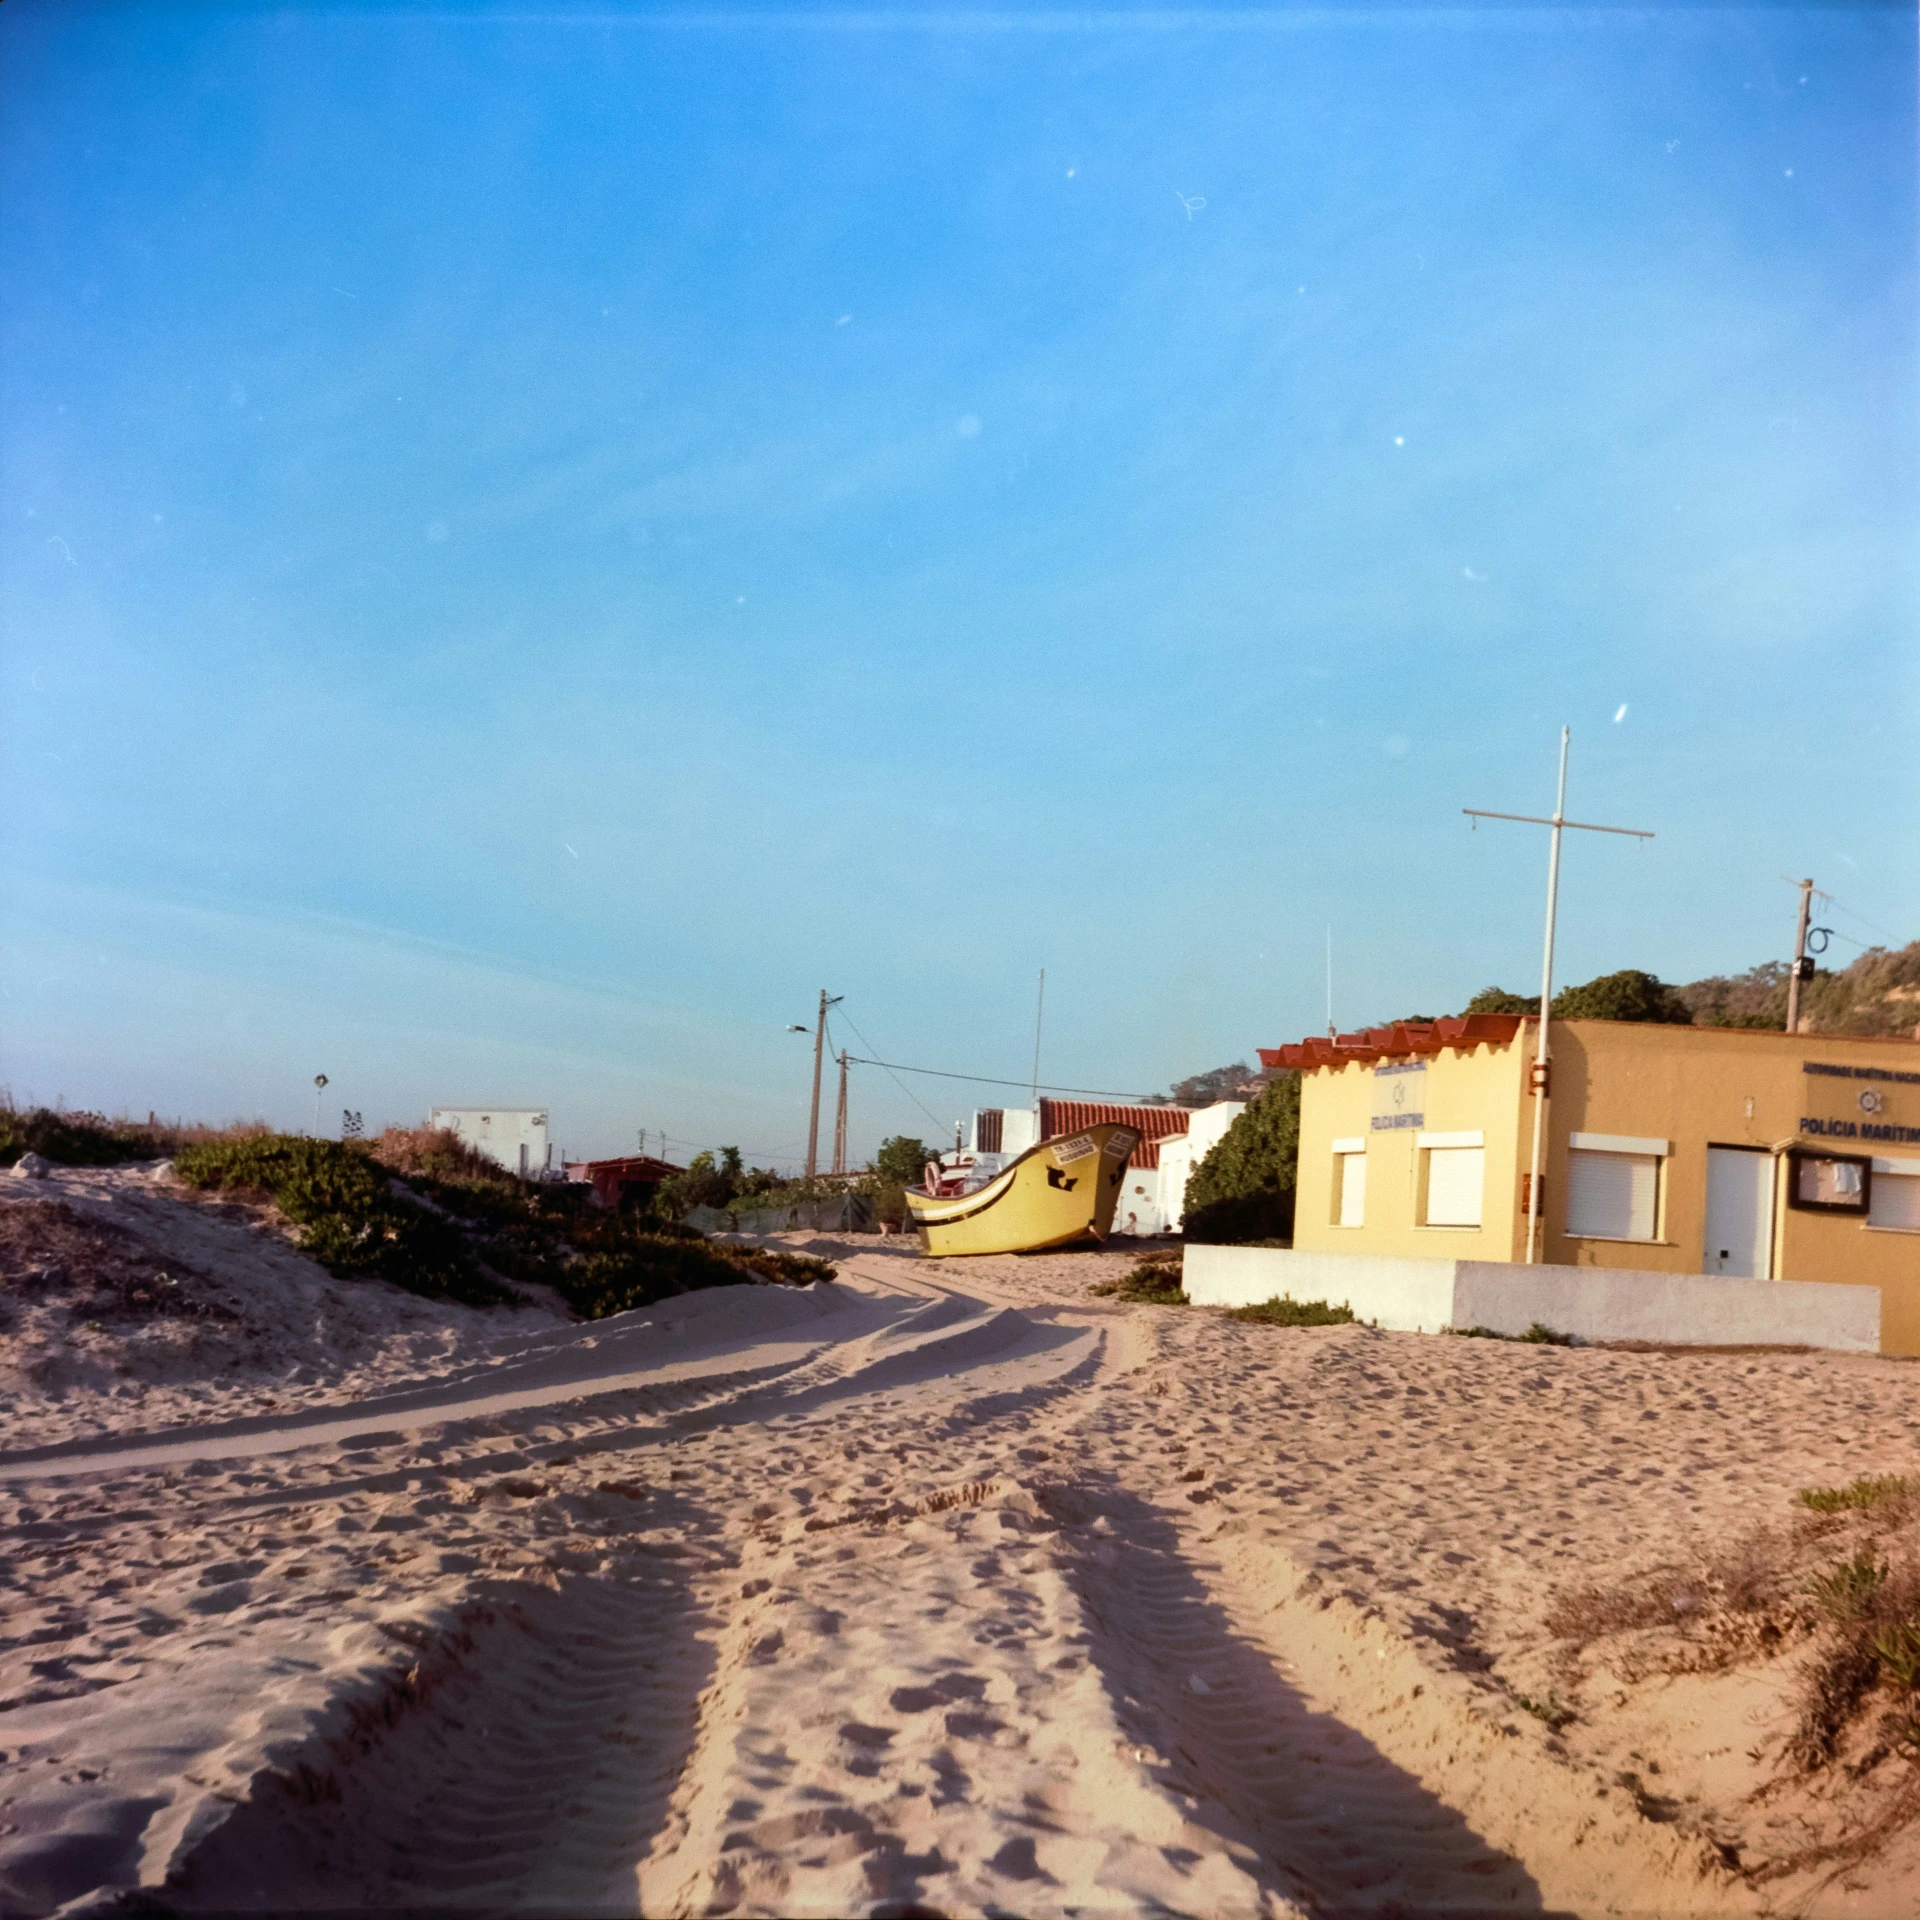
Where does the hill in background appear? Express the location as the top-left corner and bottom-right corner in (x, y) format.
(1676, 940), (1920, 1038)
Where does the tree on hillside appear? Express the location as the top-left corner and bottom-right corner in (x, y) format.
(1466, 971), (1691, 1024)
(1551, 969), (1693, 1024)
(1181, 1072), (1301, 1244)
(1681, 942), (1920, 1038)
(1467, 986), (1538, 1015)
(1168, 1062), (1266, 1107)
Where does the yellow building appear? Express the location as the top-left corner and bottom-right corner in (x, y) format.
(1260, 1015), (1920, 1354)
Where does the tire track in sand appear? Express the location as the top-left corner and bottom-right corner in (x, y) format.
(168, 1559), (717, 1917)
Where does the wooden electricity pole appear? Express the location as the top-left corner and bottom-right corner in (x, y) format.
(1786, 878), (1816, 1034)
(831, 1050), (849, 1176)
(1466, 728), (1653, 1264)
(804, 989), (842, 1180)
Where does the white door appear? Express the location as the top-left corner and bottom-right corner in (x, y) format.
(1704, 1147), (1773, 1278)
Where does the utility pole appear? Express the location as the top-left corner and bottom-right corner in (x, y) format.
(1785, 878), (1816, 1034)
(1466, 728), (1654, 1264)
(831, 1050), (849, 1176)
(804, 989), (842, 1181)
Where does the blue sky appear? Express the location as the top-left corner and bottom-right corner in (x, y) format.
(4, 3), (1915, 1167)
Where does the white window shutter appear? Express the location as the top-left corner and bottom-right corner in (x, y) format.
(1566, 1149), (1658, 1240)
(1425, 1147), (1484, 1227)
(1337, 1153), (1366, 1227)
(1870, 1173), (1920, 1232)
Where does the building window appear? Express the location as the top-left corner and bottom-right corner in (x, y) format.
(1788, 1150), (1871, 1214)
(1566, 1148), (1661, 1241)
(1868, 1165), (1920, 1232)
(1331, 1141), (1366, 1227)
(1422, 1147), (1484, 1227)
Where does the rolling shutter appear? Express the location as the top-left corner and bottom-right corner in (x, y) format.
(1566, 1148), (1658, 1241)
(1336, 1152), (1367, 1227)
(1870, 1173), (1920, 1232)
(1425, 1147), (1484, 1227)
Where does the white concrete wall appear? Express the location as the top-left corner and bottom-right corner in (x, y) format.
(1452, 1261), (1880, 1352)
(1183, 1246), (1881, 1353)
(1184, 1246), (1458, 1332)
(1158, 1137), (1194, 1233)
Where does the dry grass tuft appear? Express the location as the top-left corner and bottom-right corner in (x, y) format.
(367, 1126), (511, 1184)
(1799, 1474), (1918, 1516)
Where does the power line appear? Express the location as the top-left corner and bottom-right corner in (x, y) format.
(1816, 890), (1904, 947)
(831, 1008), (952, 1135)
(842, 1054), (1156, 1101)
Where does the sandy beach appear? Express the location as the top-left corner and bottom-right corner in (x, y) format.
(4, 1163), (1920, 1917)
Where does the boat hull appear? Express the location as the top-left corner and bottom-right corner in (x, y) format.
(905, 1121), (1141, 1257)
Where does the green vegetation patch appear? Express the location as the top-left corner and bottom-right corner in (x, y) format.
(175, 1136), (510, 1307)
(173, 1131), (834, 1318)
(1224, 1295), (1355, 1328)
(1445, 1321), (1574, 1346)
(1799, 1474), (1918, 1515)
(1182, 1074), (1300, 1245)
(1090, 1257), (1188, 1306)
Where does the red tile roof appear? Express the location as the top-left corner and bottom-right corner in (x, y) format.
(1259, 1012), (1525, 1072)
(1037, 1099), (1194, 1170)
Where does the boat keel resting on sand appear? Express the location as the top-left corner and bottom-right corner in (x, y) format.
(907, 1121), (1141, 1256)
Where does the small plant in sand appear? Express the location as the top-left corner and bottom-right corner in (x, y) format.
(1224, 1295), (1355, 1328)
(1798, 1475), (1918, 1516)
(1513, 1688), (1576, 1730)
(1090, 1255), (1188, 1305)
(1444, 1322), (1574, 1346)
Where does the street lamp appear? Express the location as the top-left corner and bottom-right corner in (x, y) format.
(313, 1074), (328, 1137)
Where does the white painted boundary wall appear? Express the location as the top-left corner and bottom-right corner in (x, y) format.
(1183, 1246), (1880, 1353)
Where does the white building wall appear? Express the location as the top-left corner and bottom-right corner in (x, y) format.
(428, 1107), (550, 1178)
(1160, 1100), (1247, 1233)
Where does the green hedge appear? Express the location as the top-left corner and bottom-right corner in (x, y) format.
(1182, 1076), (1300, 1244)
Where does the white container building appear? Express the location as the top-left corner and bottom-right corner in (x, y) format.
(428, 1107), (551, 1179)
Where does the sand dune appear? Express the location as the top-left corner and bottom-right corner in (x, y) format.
(4, 1168), (1920, 1915)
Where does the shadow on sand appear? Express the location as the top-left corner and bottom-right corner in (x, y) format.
(1057, 1477), (1571, 1918)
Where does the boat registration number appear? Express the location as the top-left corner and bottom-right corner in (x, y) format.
(1101, 1130), (1140, 1159)
(1049, 1135), (1098, 1166)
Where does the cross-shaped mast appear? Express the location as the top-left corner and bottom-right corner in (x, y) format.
(1465, 727), (1654, 1264)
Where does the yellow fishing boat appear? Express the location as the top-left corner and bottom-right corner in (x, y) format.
(906, 1122), (1142, 1257)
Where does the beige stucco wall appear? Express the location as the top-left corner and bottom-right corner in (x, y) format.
(1545, 1022), (1920, 1352)
(1293, 1035), (1529, 1263)
(1289, 1020), (1920, 1354)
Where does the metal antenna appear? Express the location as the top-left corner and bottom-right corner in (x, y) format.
(1465, 727), (1654, 1264)
(1325, 926), (1335, 1039)
(1029, 968), (1046, 1116)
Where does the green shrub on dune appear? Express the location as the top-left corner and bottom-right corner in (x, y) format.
(175, 1136), (510, 1307)
(173, 1131), (834, 1318)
